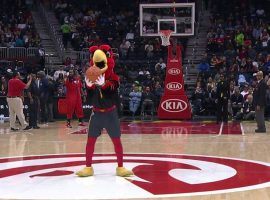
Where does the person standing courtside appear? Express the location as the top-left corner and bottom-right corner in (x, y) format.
(253, 71), (268, 133)
(7, 71), (32, 131)
(215, 74), (229, 123)
(27, 74), (40, 129)
(38, 71), (49, 124)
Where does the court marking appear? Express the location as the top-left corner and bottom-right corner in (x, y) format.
(0, 153), (270, 199)
(70, 121), (242, 135)
(240, 123), (245, 135)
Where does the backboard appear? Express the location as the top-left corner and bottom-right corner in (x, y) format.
(140, 3), (195, 37)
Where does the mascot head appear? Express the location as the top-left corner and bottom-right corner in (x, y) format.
(88, 44), (115, 80)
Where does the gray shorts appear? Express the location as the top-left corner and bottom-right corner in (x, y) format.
(88, 108), (121, 138)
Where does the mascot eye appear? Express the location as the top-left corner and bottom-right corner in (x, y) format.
(105, 51), (111, 58)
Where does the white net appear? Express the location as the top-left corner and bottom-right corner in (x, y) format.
(159, 30), (173, 46)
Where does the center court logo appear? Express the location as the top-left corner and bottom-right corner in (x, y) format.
(0, 153), (270, 199)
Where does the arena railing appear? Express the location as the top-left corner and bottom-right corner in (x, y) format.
(0, 47), (42, 60)
(0, 47), (8, 60)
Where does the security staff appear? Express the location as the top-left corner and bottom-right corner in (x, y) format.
(215, 74), (229, 123)
(253, 71), (268, 133)
(27, 74), (40, 129)
(7, 71), (32, 131)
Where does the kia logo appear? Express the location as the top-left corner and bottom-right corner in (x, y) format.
(161, 99), (187, 112)
(168, 68), (181, 75)
(166, 82), (182, 91)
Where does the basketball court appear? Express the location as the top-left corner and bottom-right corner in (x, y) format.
(1, 2), (270, 200)
(0, 120), (270, 199)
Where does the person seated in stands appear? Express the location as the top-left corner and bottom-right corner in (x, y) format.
(234, 29), (244, 49)
(264, 54), (270, 73)
(191, 82), (205, 115)
(197, 59), (210, 77)
(240, 84), (249, 98)
(210, 54), (223, 72)
(127, 66), (139, 82)
(153, 81), (164, 107)
(141, 86), (155, 116)
(143, 74), (153, 88)
(138, 67), (150, 82)
(129, 85), (142, 118)
(145, 41), (154, 58)
(235, 94), (255, 120)
(64, 57), (74, 71)
(154, 58), (166, 71)
(238, 71), (247, 87)
(119, 39), (130, 58)
(260, 29), (269, 50)
(206, 77), (216, 89)
(230, 86), (244, 119)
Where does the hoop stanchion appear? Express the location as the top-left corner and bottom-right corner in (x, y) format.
(157, 45), (192, 119)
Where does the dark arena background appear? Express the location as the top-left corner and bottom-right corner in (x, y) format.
(0, 0), (270, 200)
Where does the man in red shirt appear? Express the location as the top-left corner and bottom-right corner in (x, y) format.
(7, 71), (32, 131)
(64, 70), (85, 128)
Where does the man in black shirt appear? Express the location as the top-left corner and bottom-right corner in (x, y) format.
(27, 74), (40, 129)
(253, 71), (268, 133)
(215, 74), (229, 123)
(141, 86), (155, 116)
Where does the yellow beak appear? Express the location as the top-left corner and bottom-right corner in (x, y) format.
(93, 49), (108, 73)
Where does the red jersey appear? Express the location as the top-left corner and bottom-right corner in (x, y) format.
(7, 78), (26, 97)
(65, 78), (82, 99)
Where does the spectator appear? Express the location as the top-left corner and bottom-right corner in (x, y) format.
(197, 60), (210, 76)
(238, 72), (247, 87)
(235, 94), (255, 120)
(53, 65), (67, 81)
(119, 39), (130, 58)
(61, 20), (71, 49)
(241, 84), (249, 98)
(231, 86), (244, 119)
(154, 58), (166, 71)
(129, 85), (142, 117)
(141, 86), (155, 116)
(0, 76), (8, 96)
(235, 30), (245, 48)
(153, 81), (164, 106)
(37, 71), (49, 124)
(191, 83), (205, 115)
(55, 73), (66, 96)
(145, 41), (154, 58)
(47, 77), (56, 122)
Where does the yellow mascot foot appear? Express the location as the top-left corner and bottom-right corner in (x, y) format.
(75, 167), (94, 177)
(116, 167), (134, 177)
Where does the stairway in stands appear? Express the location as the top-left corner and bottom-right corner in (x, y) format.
(31, 6), (63, 70)
(183, 10), (211, 97)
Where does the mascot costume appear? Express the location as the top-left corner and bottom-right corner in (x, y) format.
(76, 44), (134, 177)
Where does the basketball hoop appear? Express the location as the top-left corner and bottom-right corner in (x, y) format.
(159, 30), (173, 46)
